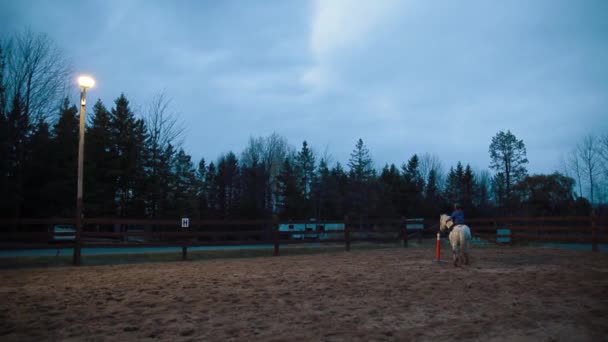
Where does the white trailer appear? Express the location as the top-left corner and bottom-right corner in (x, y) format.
(278, 222), (345, 240)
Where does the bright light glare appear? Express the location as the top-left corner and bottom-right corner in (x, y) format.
(78, 75), (95, 88)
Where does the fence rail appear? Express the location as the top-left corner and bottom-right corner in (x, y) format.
(0, 215), (605, 265)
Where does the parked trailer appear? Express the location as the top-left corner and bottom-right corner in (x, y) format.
(278, 223), (345, 240)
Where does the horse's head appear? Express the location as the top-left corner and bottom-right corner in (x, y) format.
(439, 214), (453, 232)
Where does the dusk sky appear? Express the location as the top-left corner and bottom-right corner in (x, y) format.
(2, 0), (607, 174)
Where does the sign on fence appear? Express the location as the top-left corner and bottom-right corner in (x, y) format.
(181, 218), (190, 228)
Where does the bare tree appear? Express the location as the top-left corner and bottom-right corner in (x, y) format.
(599, 132), (608, 179)
(598, 132), (608, 203)
(419, 152), (445, 189)
(144, 90), (185, 217)
(5, 29), (72, 120)
(145, 90), (185, 151)
(241, 133), (290, 213)
(577, 134), (601, 203)
(241, 136), (265, 167)
(475, 169), (492, 207)
(563, 149), (584, 198)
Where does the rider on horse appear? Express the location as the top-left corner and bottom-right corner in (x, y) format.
(449, 203), (465, 229)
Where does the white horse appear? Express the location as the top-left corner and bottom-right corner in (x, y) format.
(439, 214), (472, 266)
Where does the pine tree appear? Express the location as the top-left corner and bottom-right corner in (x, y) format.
(348, 138), (374, 182)
(444, 163), (464, 209)
(0, 45), (10, 217)
(378, 164), (401, 217)
(216, 152), (240, 218)
(330, 162), (348, 218)
(204, 162), (218, 218)
(171, 148), (199, 217)
(197, 158), (208, 218)
(402, 154), (424, 216)
(276, 158), (302, 219)
(461, 164), (476, 213)
(23, 119), (53, 217)
(347, 138), (375, 218)
(45, 98), (79, 216)
(312, 158), (331, 219)
(295, 141), (315, 200)
(4, 92), (30, 218)
(423, 168), (441, 216)
(489, 130), (528, 208)
(85, 100), (116, 217)
(110, 94), (147, 217)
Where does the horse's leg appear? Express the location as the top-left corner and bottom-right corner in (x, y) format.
(460, 232), (469, 265)
(449, 233), (458, 266)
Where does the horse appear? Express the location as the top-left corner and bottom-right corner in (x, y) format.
(439, 214), (472, 266)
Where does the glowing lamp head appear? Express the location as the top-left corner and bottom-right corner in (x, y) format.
(78, 76), (95, 89)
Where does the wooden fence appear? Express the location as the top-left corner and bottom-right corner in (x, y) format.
(0, 215), (605, 265)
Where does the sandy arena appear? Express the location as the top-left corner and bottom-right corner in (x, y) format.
(1, 246), (607, 341)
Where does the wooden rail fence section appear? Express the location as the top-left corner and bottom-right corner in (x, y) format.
(0, 215), (606, 265)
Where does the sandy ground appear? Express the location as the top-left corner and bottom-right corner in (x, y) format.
(1, 245), (607, 342)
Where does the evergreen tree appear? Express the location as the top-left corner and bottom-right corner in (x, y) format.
(0, 43), (6, 116)
(348, 138), (374, 182)
(204, 162), (218, 218)
(240, 156), (269, 218)
(474, 170), (492, 216)
(197, 158), (208, 218)
(295, 141), (315, 199)
(378, 164), (401, 217)
(48, 98), (78, 216)
(216, 152), (240, 218)
(276, 158), (302, 219)
(328, 162), (348, 219)
(461, 164), (476, 213)
(295, 141), (315, 217)
(4, 92), (30, 218)
(0, 45), (9, 217)
(402, 154), (424, 216)
(110, 94), (147, 217)
(170, 148), (199, 217)
(422, 169), (441, 217)
(23, 119), (53, 217)
(347, 138), (375, 218)
(85, 100), (116, 217)
(156, 144), (175, 217)
(489, 130), (528, 208)
(444, 163), (464, 209)
(312, 158), (331, 219)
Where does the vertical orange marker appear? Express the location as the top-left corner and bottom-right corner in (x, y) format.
(435, 232), (441, 262)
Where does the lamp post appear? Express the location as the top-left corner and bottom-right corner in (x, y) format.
(74, 75), (94, 266)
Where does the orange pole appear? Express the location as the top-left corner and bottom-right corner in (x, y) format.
(435, 232), (441, 262)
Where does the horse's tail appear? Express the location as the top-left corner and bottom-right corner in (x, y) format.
(461, 226), (471, 253)
(464, 225), (472, 240)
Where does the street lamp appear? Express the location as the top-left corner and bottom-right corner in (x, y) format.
(74, 75), (94, 265)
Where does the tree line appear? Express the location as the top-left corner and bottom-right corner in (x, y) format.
(1, 30), (605, 221)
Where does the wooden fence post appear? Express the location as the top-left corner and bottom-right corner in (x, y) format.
(344, 215), (351, 251)
(591, 212), (598, 252)
(73, 216), (82, 266)
(273, 216), (280, 256)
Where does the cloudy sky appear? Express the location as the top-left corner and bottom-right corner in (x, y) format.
(2, 0), (607, 174)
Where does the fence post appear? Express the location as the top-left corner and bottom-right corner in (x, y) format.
(592, 212), (598, 252)
(344, 215), (351, 251)
(401, 216), (408, 248)
(182, 246), (188, 260)
(73, 215), (82, 266)
(273, 216), (280, 256)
